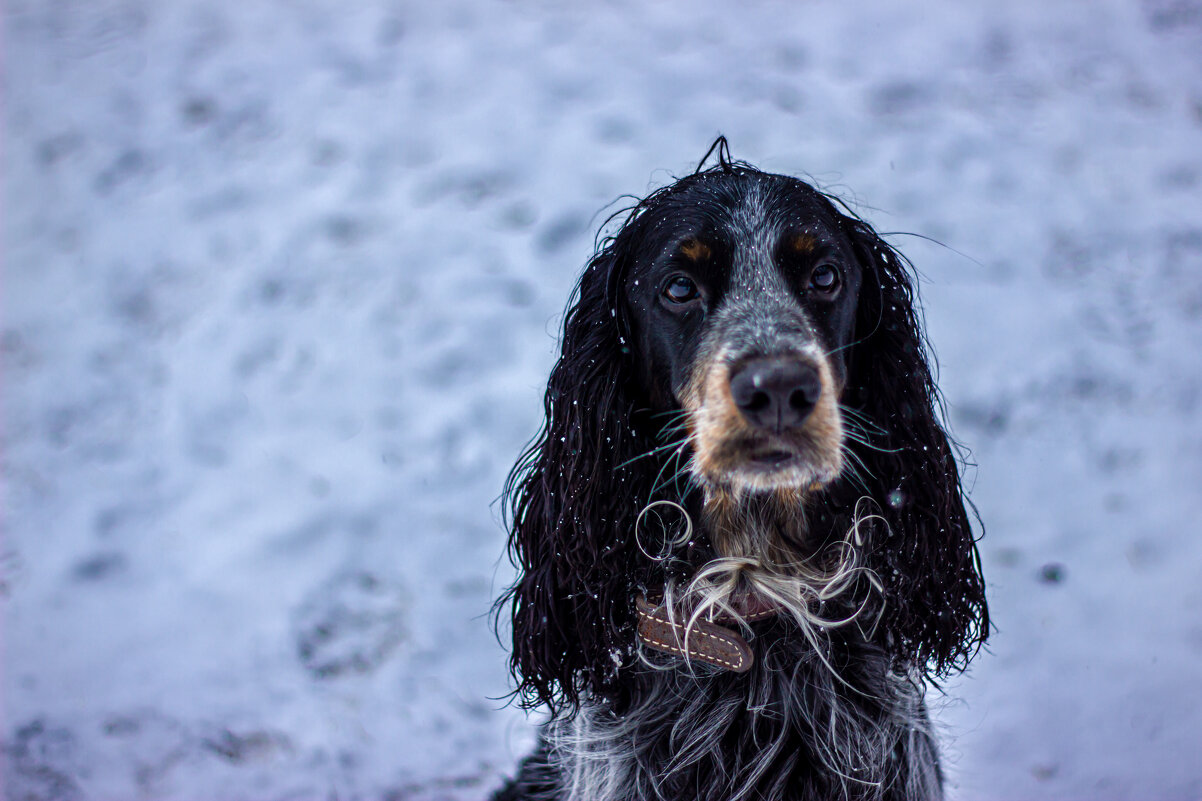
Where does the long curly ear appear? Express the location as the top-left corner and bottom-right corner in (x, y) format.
(499, 248), (663, 713)
(831, 213), (988, 676)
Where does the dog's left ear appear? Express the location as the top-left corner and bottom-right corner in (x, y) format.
(831, 212), (989, 676)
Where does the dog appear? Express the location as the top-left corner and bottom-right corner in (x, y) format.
(493, 139), (987, 801)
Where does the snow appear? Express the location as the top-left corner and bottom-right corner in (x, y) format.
(3, 1), (1201, 799)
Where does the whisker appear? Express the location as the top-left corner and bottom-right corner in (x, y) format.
(655, 463), (692, 499)
(839, 444), (875, 494)
(839, 407), (904, 455)
(657, 420), (691, 439)
(842, 431), (904, 455)
(657, 450), (695, 499)
(648, 439), (691, 501)
(838, 406), (890, 438)
(615, 435), (690, 470)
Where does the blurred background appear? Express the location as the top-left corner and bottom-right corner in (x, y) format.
(4, 1), (1201, 799)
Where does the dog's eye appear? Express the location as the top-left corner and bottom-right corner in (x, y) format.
(662, 276), (701, 305)
(810, 264), (840, 294)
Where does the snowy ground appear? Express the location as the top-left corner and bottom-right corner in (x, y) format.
(4, 1), (1202, 799)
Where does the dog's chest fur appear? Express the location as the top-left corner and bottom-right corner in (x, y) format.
(529, 630), (942, 801)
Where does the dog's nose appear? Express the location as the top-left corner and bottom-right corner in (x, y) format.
(729, 358), (822, 432)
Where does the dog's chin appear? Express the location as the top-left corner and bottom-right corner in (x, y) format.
(695, 446), (843, 496)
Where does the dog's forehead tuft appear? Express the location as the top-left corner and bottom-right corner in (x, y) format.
(671, 174), (837, 234)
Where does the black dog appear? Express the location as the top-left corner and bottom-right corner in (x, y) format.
(494, 140), (987, 801)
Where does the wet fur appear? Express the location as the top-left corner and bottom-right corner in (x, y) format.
(502, 643), (940, 801)
(494, 140), (987, 800)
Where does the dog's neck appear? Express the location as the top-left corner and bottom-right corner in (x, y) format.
(701, 485), (814, 567)
(639, 483), (874, 675)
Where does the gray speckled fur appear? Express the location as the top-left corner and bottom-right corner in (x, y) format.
(501, 631), (942, 801)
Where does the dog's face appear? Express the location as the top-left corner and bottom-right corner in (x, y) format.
(623, 173), (863, 494)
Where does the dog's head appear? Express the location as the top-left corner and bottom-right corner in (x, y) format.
(619, 168), (861, 495)
(501, 141), (987, 712)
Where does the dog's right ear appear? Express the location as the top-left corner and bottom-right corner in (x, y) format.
(499, 246), (662, 713)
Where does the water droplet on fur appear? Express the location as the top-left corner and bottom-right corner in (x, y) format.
(887, 489), (906, 508)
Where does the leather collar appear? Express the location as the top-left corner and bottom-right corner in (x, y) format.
(635, 592), (778, 673)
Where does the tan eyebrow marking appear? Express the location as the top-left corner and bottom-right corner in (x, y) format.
(679, 239), (711, 262)
(788, 233), (818, 253)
